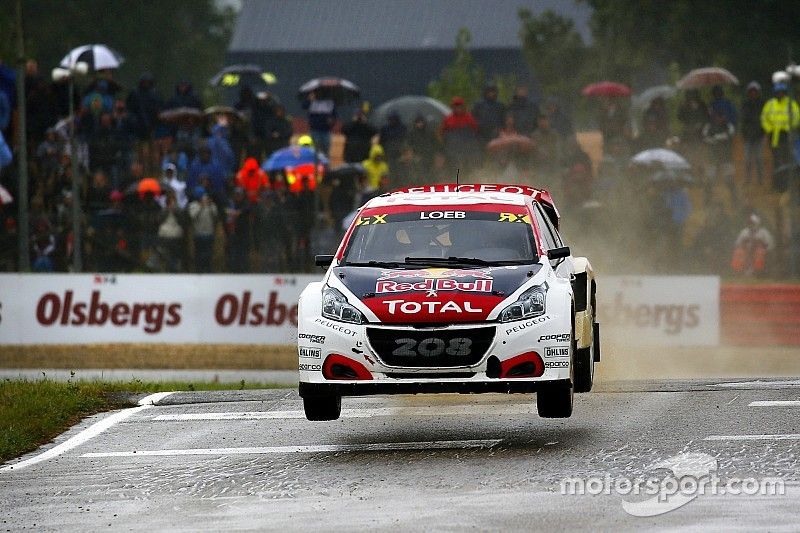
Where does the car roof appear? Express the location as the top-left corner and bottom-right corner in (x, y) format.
(363, 190), (529, 209)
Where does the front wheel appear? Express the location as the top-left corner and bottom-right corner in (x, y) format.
(303, 394), (342, 421)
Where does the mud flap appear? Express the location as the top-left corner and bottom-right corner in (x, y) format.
(593, 322), (601, 362)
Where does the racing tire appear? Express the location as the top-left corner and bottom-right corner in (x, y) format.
(537, 304), (575, 418)
(303, 394), (342, 421)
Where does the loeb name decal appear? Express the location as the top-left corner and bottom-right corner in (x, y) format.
(382, 300), (483, 314)
(376, 278), (493, 294)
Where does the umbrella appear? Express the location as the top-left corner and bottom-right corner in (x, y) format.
(631, 148), (691, 170)
(125, 178), (162, 198)
(60, 44), (124, 71)
(0, 184), (13, 205)
(263, 146), (329, 172)
(204, 106), (245, 123)
(371, 96), (451, 129)
(209, 64), (277, 87)
(327, 163), (366, 180)
(649, 169), (693, 184)
(158, 107), (204, 127)
(487, 134), (535, 154)
(582, 81), (632, 97)
(677, 67), (739, 90)
(298, 77), (360, 105)
(633, 85), (677, 109)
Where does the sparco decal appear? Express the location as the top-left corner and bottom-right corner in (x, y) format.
(298, 333), (325, 344)
(36, 291), (181, 334)
(376, 278), (493, 294)
(545, 361), (569, 368)
(545, 346), (570, 358)
(314, 317), (358, 336)
(538, 333), (570, 342)
(215, 291), (298, 327)
(299, 346), (322, 359)
(383, 300), (483, 314)
(299, 363), (322, 371)
(504, 315), (551, 335)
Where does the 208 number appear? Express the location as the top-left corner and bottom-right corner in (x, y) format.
(392, 337), (472, 357)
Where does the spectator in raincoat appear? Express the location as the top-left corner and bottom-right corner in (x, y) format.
(166, 81), (203, 111)
(0, 130), (11, 170)
(761, 82), (800, 192)
(508, 84), (539, 135)
(740, 81), (765, 185)
(362, 144), (389, 189)
(732, 213), (774, 276)
(472, 83), (507, 143)
(441, 96), (480, 172)
(302, 89), (336, 156)
(236, 157), (269, 203)
(206, 123), (236, 176)
(342, 108), (377, 163)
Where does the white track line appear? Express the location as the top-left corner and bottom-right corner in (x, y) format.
(81, 439), (502, 458)
(749, 400), (800, 407)
(0, 391), (174, 472)
(704, 434), (800, 441)
(154, 404), (537, 421)
(713, 380), (800, 389)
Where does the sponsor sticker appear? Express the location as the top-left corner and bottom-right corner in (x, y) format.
(498, 213), (531, 223)
(314, 317), (358, 336)
(545, 361), (570, 368)
(382, 299), (483, 314)
(544, 345), (570, 358)
(299, 346), (321, 359)
(419, 211), (466, 220)
(538, 333), (571, 343)
(504, 315), (551, 335)
(299, 363), (322, 371)
(378, 268), (493, 281)
(298, 332), (325, 344)
(376, 278), (493, 294)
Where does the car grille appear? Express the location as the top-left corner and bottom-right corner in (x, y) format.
(366, 326), (495, 367)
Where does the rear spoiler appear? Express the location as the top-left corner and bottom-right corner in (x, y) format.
(389, 183), (560, 229)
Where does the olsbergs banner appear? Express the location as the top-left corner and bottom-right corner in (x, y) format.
(597, 276), (720, 346)
(0, 274), (719, 346)
(0, 274), (319, 345)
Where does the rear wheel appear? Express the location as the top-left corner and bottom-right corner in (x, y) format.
(303, 394), (342, 421)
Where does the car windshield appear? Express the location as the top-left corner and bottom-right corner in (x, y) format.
(342, 208), (539, 266)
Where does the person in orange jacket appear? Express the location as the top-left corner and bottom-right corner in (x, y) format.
(236, 157), (269, 203)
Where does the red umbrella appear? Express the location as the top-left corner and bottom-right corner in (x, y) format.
(487, 134), (535, 154)
(136, 177), (162, 198)
(582, 81), (632, 97)
(677, 67), (739, 89)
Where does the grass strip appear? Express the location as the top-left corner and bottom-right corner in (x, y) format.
(0, 377), (286, 464)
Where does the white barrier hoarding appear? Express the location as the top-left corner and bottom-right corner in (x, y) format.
(0, 274), (318, 345)
(597, 276), (720, 346)
(0, 274), (719, 347)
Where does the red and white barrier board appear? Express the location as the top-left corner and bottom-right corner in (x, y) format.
(597, 276), (720, 346)
(0, 274), (720, 346)
(0, 274), (318, 345)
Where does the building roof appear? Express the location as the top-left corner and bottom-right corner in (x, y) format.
(230, 0), (591, 53)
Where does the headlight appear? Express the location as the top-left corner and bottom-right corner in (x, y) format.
(499, 284), (547, 322)
(322, 286), (365, 324)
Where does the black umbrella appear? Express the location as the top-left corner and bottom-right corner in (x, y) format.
(209, 64), (277, 87)
(298, 77), (360, 105)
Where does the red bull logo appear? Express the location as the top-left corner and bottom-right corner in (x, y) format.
(378, 268), (493, 280)
(376, 278), (493, 294)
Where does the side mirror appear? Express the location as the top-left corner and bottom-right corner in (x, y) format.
(315, 254), (334, 267)
(547, 246), (571, 260)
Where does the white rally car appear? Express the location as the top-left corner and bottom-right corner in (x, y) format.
(298, 184), (599, 420)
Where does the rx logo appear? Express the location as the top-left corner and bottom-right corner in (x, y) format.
(498, 213), (530, 223)
(356, 214), (387, 225)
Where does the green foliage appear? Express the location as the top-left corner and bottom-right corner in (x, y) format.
(428, 28), (485, 106)
(0, 0), (235, 97)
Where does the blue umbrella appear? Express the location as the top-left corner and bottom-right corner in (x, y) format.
(262, 146), (328, 172)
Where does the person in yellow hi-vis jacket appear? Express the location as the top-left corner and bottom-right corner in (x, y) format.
(761, 82), (800, 192)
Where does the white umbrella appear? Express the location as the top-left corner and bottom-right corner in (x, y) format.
(631, 148), (691, 170)
(0, 184), (14, 205)
(60, 44), (124, 71)
(633, 85), (677, 109)
(371, 95), (451, 129)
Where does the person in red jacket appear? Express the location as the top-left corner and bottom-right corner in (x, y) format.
(236, 157), (269, 203)
(440, 96), (480, 173)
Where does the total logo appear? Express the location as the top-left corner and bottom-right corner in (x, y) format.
(376, 278), (493, 294)
(383, 299), (483, 314)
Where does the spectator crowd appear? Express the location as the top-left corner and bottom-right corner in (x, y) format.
(0, 56), (798, 277)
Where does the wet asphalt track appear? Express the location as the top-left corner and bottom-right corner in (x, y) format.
(1, 379), (799, 531)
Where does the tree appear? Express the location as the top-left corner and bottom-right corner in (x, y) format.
(427, 28), (485, 106)
(0, 0), (235, 99)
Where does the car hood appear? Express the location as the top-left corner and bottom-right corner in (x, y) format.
(333, 264), (542, 324)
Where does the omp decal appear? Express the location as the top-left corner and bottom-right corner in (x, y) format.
(299, 346), (321, 359)
(504, 315), (552, 335)
(538, 333), (570, 342)
(382, 300), (483, 314)
(544, 345), (570, 358)
(376, 278), (493, 294)
(298, 333), (325, 344)
(314, 317), (358, 336)
(498, 213), (531, 223)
